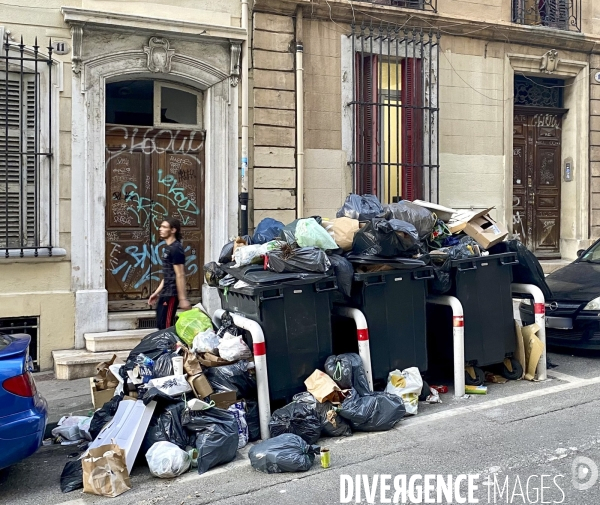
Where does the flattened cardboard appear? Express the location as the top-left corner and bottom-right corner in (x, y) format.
(210, 391), (237, 409)
(187, 373), (214, 399)
(197, 352), (235, 368)
(412, 200), (457, 222)
(447, 208), (492, 234)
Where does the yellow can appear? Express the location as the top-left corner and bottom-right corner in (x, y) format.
(321, 448), (331, 469)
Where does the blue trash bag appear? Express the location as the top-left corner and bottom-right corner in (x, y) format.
(253, 218), (285, 244)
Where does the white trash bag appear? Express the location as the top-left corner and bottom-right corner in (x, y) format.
(52, 415), (92, 442)
(217, 336), (252, 361)
(228, 401), (249, 449)
(147, 375), (192, 397)
(192, 329), (221, 354)
(384, 367), (423, 415)
(146, 441), (191, 479)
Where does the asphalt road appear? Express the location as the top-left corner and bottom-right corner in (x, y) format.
(1, 349), (600, 505)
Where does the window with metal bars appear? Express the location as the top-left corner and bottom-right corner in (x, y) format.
(1, 37), (53, 256)
(512, 0), (581, 32)
(349, 26), (439, 204)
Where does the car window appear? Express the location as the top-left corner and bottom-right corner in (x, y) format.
(581, 243), (600, 261)
(0, 334), (15, 351)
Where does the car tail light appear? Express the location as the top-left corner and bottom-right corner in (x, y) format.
(3, 372), (37, 397)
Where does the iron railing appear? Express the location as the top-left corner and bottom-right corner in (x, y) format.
(349, 25), (440, 204)
(1, 36), (53, 257)
(512, 0), (581, 32)
(357, 0), (437, 12)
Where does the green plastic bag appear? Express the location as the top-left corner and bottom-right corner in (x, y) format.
(175, 309), (213, 347)
(295, 218), (338, 250)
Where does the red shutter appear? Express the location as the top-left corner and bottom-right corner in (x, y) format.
(401, 58), (423, 201)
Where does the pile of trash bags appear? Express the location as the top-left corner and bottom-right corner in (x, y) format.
(60, 307), (261, 497)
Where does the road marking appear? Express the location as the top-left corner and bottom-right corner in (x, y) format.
(546, 370), (581, 383)
(55, 375), (600, 503)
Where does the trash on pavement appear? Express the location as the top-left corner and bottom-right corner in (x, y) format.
(60, 460), (84, 493)
(52, 415), (92, 443)
(336, 194), (384, 221)
(320, 448), (331, 469)
(197, 351), (235, 368)
(411, 200), (456, 222)
(304, 369), (346, 403)
(267, 246), (331, 274)
(253, 218), (285, 244)
(191, 329), (220, 354)
(219, 235), (253, 264)
(141, 402), (192, 455)
(249, 433), (320, 474)
(464, 385), (488, 395)
(204, 360), (257, 399)
(381, 200), (436, 240)
(321, 217), (359, 251)
(181, 407), (239, 475)
(203, 261), (227, 287)
(187, 373), (214, 399)
(94, 354), (121, 391)
(328, 254), (354, 298)
(146, 441), (191, 479)
(426, 388), (442, 404)
(293, 392), (352, 438)
(520, 322), (545, 381)
(82, 443), (131, 497)
(217, 335), (252, 362)
(485, 372), (508, 384)
(228, 401), (250, 448)
(90, 377), (116, 410)
(246, 400), (261, 442)
(294, 218), (338, 250)
(89, 394), (124, 441)
(324, 353), (371, 396)
(384, 367), (423, 415)
(448, 208), (508, 248)
(268, 401), (322, 445)
(147, 375), (192, 397)
(338, 389), (406, 432)
(211, 391), (238, 409)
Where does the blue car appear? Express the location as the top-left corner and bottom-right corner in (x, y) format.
(0, 333), (48, 470)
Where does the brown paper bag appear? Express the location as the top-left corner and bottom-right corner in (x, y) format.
(197, 352), (236, 368)
(514, 322), (526, 378)
(305, 369), (345, 403)
(82, 443), (131, 497)
(94, 354), (120, 391)
(183, 348), (203, 376)
(522, 323), (544, 381)
(322, 217), (359, 251)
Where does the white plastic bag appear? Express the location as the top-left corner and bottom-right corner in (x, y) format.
(295, 218), (338, 250)
(217, 336), (252, 361)
(228, 401), (249, 449)
(147, 375), (192, 397)
(384, 367), (423, 415)
(146, 441), (191, 479)
(192, 329), (221, 354)
(52, 415), (92, 441)
(233, 241), (281, 267)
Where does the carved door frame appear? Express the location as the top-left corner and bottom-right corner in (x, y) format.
(512, 106), (566, 258)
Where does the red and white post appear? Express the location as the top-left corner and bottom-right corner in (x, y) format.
(426, 296), (465, 397)
(332, 306), (374, 391)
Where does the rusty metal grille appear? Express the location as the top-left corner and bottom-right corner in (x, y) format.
(0, 316), (40, 371)
(349, 25), (440, 204)
(1, 37), (53, 257)
(514, 75), (564, 108)
(512, 0), (581, 32)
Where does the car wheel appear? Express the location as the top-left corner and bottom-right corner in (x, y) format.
(465, 366), (485, 386)
(501, 357), (523, 381)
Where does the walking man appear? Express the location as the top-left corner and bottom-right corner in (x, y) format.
(148, 218), (191, 329)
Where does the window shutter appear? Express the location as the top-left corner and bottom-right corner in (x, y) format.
(401, 58), (423, 201)
(0, 73), (37, 248)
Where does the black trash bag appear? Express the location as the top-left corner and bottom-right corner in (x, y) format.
(141, 386), (186, 406)
(204, 261), (227, 287)
(336, 194), (384, 221)
(489, 239), (552, 300)
(181, 407), (239, 475)
(328, 254), (354, 298)
(141, 402), (192, 455)
(419, 380), (431, 402)
(246, 400), (261, 442)
(219, 235), (253, 264)
(382, 201), (436, 240)
(268, 402), (322, 445)
(267, 247), (331, 274)
(352, 219), (418, 258)
(441, 236), (483, 260)
(428, 256), (452, 295)
(279, 217), (323, 245)
(89, 393), (123, 441)
(253, 218), (285, 245)
(60, 460), (83, 493)
(153, 352), (179, 378)
(249, 433), (320, 474)
(293, 392), (352, 437)
(324, 353), (371, 396)
(204, 360), (257, 399)
(338, 389), (406, 431)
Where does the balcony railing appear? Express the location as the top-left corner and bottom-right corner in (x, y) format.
(358, 0), (437, 12)
(512, 0), (581, 32)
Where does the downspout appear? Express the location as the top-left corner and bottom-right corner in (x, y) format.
(295, 7), (304, 218)
(239, 0), (249, 235)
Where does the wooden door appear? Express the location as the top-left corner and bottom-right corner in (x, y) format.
(512, 109), (563, 258)
(105, 126), (205, 310)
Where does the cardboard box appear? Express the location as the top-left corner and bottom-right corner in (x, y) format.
(463, 212), (508, 249)
(210, 391), (237, 409)
(447, 208), (491, 234)
(197, 352), (235, 368)
(90, 377), (116, 409)
(187, 373), (214, 399)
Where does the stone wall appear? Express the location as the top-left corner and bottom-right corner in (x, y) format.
(590, 53), (600, 239)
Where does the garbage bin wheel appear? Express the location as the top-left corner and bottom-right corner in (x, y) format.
(465, 366), (485, 386)
(501, 357), (523, 381)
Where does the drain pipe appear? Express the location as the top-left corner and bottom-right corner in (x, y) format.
(239, 0), (249, 235)
(295, 7), (304, 218)
(213, 309), (271, 440)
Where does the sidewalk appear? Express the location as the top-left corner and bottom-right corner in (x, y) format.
(34, 372), (94, 426)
